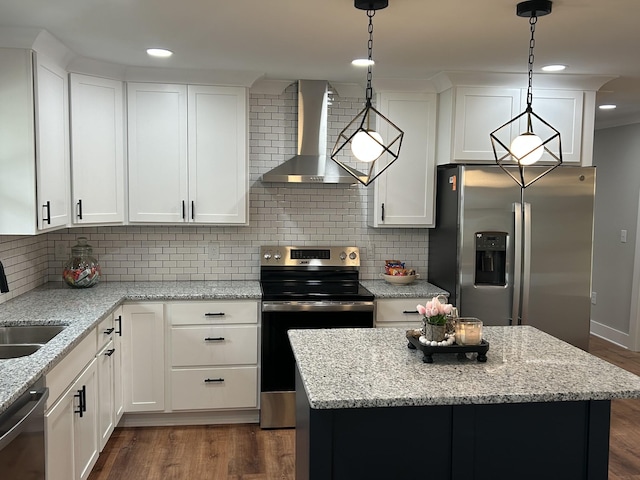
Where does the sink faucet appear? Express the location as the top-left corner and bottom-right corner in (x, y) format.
(0, 260), (9, 293)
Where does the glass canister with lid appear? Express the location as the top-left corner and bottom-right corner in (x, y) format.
(62, 237), (101, 288)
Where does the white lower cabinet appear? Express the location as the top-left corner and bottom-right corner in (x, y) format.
(97, 338), (115, 451)
(375, 298), (424, 330)
(121, 303), (165, 412)
(168, 300), (259, 412)
(45, 358), (99, 480)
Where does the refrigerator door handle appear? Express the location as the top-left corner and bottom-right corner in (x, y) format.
(521, 202), (532, 324)
(512, 202), (523, 325)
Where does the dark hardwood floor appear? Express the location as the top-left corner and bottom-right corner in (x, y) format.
(89, 335), (639, 480)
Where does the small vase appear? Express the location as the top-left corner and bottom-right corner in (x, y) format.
(423, 322), (446, 342)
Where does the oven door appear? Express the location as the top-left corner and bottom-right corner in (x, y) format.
(260, 301), (374, 429)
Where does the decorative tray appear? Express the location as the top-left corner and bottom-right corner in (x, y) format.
(406, 331), (489, 364)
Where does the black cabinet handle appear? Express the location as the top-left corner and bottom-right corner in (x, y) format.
(43, 201), (51, 225)
(182, 200), (186, 219)
(204, 378), (224, 383)
(381, 202), (385, 222)
(204, 337), (225, 341)
(105, 348), (116, 357)
(191, 200), (195, 220)
(204, 312), (225, 317)
(402, 310), (420, 314)
(74, 385), (86, 417)
(115, 315), (122, 336)
(77, 199), (83, 220)
(104, 328), (115, 335)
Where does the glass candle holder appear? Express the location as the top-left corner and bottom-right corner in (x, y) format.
(455, 317), (483, 345)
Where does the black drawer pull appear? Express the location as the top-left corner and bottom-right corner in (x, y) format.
(204, 337), (225, 341)
(104, 328), (115, 335)
(402, 310), (420, 314)
(204, 312), (225, 317)
(204, 378), (225, 383)
(105, 348), (116, 357)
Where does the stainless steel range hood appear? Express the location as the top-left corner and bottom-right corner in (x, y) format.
(260, 80), (357, 184)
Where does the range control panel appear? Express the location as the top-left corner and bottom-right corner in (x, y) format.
(260, 246), (360, 267)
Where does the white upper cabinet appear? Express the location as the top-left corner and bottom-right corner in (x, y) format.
(368, 92), (437, 228)
(522, 89), (585, 164)
(0, 48), (70, 234)
(437, 86), (522, 164)
(127, 82), (248, 224)
(70, 73), (125, 224)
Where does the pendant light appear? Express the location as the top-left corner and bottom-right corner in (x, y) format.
(490, 0), (562, 189)
(330, 0), (404, 187)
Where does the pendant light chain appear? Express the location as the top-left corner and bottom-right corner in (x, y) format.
(526, 15), (538, 108)
(365, 9), (375, 104)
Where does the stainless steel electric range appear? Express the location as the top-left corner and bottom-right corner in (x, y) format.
(259, 246), (374, 429)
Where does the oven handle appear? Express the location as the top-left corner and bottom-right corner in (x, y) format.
(0, 387), (48, 451)
(262, 301), (375, 312)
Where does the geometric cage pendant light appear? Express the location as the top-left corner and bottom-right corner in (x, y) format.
(490, 0), (562, 189)
(330, 0), (404, 186)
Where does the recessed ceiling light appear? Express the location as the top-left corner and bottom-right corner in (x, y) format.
(146, 48), (173, 58)
(541, 64), (567, 72)
(352, 58), (375, 67)
(598, 104), (617, 110)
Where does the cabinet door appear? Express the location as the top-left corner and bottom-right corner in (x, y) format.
(127, 83), (188, 223)
(370, 92), (437, 227)
(74, 359), (99, 480)
(187, 85), (248, 224)
(453, 86), (521, 161)
(34, 52), (70, 230)
(121, 303), (165, 412)
(375, 298), (423, 329)
(113, 307), (125, 422)
(523, 89), (584, 164)
(70, 74), (125, 224)
(97, 339), (115, 451)
(45, 387), (75, 480)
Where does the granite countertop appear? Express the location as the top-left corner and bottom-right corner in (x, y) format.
(0, 281), (262, 413)
(289, 326), (640, 410)
(360, 279), (448, 298)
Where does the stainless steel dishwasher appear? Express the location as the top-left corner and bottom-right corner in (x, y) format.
(0, 378), (48, 480)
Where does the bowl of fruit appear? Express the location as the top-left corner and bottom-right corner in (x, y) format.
(381, 260), (419, 285)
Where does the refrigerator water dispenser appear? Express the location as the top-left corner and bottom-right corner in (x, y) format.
(474, 232), (507, 286)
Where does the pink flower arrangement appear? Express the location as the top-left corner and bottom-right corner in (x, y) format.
(417, 296), (453, 326)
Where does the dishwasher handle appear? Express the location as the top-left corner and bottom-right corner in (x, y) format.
(0, 387), (48, 451)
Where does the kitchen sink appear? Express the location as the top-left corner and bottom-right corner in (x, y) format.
(0, 344), (42, 359)
(0, 325), (65, 345)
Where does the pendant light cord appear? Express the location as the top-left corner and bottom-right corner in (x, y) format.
(365, 9), (375, 106)
(526, 15), (537, 109)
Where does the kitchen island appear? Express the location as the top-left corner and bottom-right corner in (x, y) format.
(290, 326), (640, 480)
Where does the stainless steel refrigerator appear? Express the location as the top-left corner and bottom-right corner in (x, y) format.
(428, 164), (595, 350)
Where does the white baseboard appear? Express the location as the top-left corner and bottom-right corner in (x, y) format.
(119, 409), (259, 428)
(590, 320), (630, 349)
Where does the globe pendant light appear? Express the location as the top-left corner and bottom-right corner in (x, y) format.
(330, 0), (404, 186)
(490, 0), (562, 189)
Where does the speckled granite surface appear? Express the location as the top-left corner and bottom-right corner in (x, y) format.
(289, 326), (640, 410)
(360, 279), (448, 298)
(0, 281), (261, 413)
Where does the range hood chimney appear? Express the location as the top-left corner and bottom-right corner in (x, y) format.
(260, 80), (357, 184)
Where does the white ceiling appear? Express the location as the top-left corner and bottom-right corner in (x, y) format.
(1, 0), (639, 129)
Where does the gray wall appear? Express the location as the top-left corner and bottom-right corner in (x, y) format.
(592, 123), (640, 336)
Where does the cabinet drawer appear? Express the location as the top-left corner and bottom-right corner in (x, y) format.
(169, 301), (258, 325)
(97, 314), (116, 350)
(375, 298), (423, 327)
(171, 325), (258, 366)
(171, 366), (258, 411)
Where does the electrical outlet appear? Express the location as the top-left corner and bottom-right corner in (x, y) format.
(54, 243), (67, 261)
(591, 292), (597, 305)
(208, 242), (220, 260)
